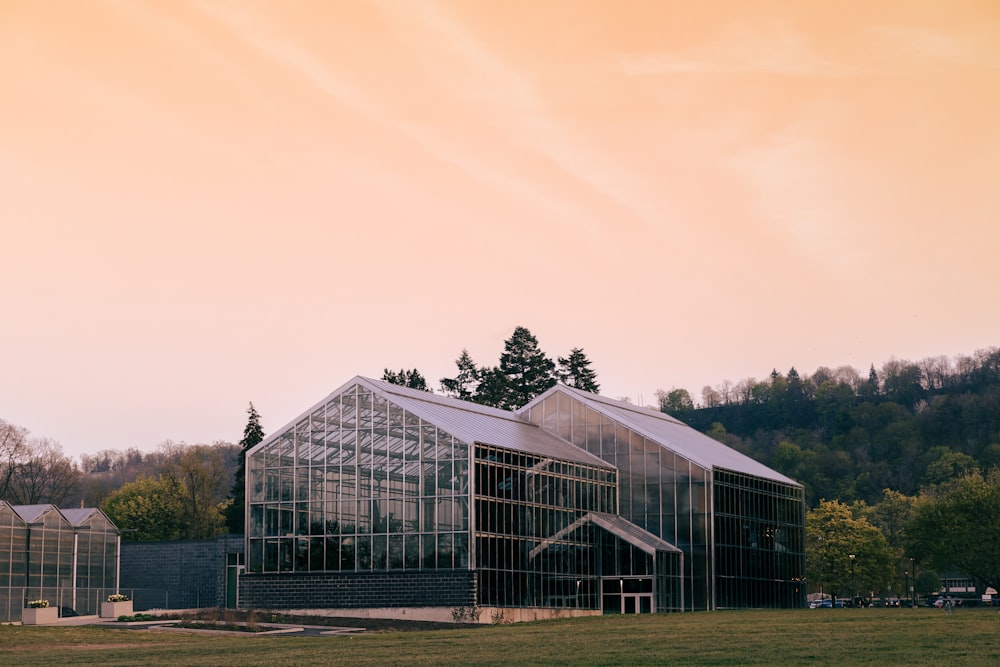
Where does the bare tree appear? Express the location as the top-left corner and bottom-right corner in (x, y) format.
(734, 378), (757, 405)
(0, 419), (29, 500)
(832, 365), (863, 393)
(0, 421), (81, 506)
(9, 438), (80, 506)
(918, 355), (952, 391)
(717, 380), (734, 405)
(701, 385), (722, 408)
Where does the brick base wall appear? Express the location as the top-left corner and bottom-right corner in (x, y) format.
(239, 570), (476, 610)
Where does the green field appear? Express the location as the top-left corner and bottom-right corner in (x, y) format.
(3, 609), (999, 666)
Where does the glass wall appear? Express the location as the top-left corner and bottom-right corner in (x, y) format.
(26, 508), (74, 598)
(713, 469), (806, 608)
(72, 511), (118, 593)
(0, 503), (27, 620)
(0, 503), (27, 589)
(473, 443), (617, 608)
(523, 391), (805, 610)
(524, 392), (714, 609)
(246, 384), (470, 574)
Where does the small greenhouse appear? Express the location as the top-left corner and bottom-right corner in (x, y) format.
(0, 502), (121, 622)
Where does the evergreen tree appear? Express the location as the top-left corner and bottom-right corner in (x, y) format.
(556, 347), (600, 393)
(498, 326), (556, 409)
(440, 350), (480, 399)
(471, 366), (510, 409)
(859, 364), (880, 399)
(382, 368), (429, 391)
(223, 403), (265, 534)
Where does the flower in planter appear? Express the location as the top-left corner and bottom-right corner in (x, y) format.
(107, 593), (130, 602)
(28, 599), (49, 608)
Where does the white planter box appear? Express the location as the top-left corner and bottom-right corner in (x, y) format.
(101, 600), (134, 618)
(22, 606), (59, 625)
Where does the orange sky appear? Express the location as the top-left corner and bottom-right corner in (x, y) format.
(2, 1), (998, 459)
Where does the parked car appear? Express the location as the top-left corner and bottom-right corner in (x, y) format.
(809, 599), (845, 608)
(933, 596), (959, 608)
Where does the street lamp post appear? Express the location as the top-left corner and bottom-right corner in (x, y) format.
(910, 557), (917, 608)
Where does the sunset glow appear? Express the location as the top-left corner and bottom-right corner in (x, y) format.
(2, 1), (998, 458)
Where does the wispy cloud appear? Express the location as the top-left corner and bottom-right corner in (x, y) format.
(189, 0), (616, 233)
(866, 25), (1000, 69)
(372, 0), (692, 240)
(623, 20), (1000, 78)
(619, 24), (860, 77)
(728, 120), (874, 276)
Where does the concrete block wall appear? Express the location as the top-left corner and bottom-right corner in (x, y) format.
(120, 535), (243, 610)
(239, 570), (476, 611)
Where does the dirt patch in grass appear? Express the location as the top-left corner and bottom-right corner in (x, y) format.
(4, 643), (140, 652)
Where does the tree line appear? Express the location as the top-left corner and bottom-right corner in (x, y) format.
(659, 347), (1000, 506)
(804, 471), (1000, 603)
(663, 346), (1000, 600)
(382, 325), (600, 409)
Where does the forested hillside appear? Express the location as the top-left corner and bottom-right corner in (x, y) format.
(660, 347), (1000, 506)
(0, 421), (240, 541)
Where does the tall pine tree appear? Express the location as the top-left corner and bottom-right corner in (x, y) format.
(472, 366), (510, 408)
(556, 347), (600, 393)
(498, 326), (556, 409)
(223, 402), (265, 534)
(440, 349), (480, 399)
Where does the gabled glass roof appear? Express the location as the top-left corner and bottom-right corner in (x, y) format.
(61, 507), (117, 530)
(588, 512), (683, 555)
(522, 385), (801, 487)
(249, 376), (615, 470)
(529, 511), (682, 559)
(11, 504), (57, 524)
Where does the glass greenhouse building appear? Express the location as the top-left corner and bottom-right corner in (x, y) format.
(0, 503), (120, 622)
(240, 377), (804, 615)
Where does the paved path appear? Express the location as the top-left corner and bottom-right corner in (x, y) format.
(32, 614), (367, 637)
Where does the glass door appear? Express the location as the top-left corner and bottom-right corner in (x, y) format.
(602, 578), (655, 614)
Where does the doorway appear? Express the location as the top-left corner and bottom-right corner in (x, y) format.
(602, 577), (654, 614)
(226, 553), (244, 609)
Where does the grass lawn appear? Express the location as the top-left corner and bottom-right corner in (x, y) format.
(3, 608), (999, 666)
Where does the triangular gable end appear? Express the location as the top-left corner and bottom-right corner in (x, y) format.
(12, 504), (72, 527)
(520, 384), (799, 487)
(62, 507), (119, 532)
(245, 376), (370, 459)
